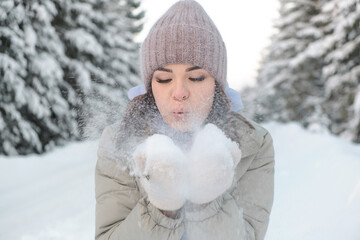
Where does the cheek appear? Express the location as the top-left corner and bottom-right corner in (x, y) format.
(192, 84), (215, 112)
(152, 86), (168, 113)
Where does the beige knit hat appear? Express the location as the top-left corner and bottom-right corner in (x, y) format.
(140, 0), (227, 90)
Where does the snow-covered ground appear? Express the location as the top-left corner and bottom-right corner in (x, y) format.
(0, 141), (98, 240)
(1, 122), (359, 240)
(265, 122), (360, 240)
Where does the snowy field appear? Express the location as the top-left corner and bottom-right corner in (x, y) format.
(1, 122), (360, 240)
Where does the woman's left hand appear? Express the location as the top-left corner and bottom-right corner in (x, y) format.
(187, 124), (242, 204)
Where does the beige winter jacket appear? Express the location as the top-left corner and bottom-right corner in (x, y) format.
(95, 117), (275, 240)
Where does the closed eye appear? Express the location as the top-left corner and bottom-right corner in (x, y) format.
(189, 76), (205, 82)
(156, 78), (172, 83)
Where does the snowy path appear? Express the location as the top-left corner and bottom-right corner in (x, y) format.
(0, 122), (360, 239)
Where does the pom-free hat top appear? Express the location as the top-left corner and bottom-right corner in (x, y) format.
(140, 0), (227, 90)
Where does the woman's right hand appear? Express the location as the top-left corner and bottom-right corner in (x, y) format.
(133, 134), (187, 211)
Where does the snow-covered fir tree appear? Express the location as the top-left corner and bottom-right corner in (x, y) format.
(0, 0), (78, 155)
(244, 0), (360, 143)
(53, 0), (143, 139)
(0, 0), (143, 155)
(244, 0), (324, 123)
(320, 0), (360, 142)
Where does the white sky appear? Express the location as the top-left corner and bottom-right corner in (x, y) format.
(135, 0), (279, 91)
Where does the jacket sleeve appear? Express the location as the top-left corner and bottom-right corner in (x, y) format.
(95, 125), (185, 240)
(184, 131), (275, 240)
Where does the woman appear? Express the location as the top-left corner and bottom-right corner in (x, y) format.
(95, 1), (275, 239)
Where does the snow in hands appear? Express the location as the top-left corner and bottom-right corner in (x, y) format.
(189, 124), (242, 204)
(133, 123), (242, 211)
(133, 134), (188, 210)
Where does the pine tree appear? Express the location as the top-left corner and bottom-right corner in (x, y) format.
(53, 0), (144, 139)
(251, 0), (324, 124)
(246, 0), (360, 143)
(0, 0), (78, 155)
(0, 0), (143, 155)
(320, 0), (360, 142)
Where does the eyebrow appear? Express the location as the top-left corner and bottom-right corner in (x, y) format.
(155, 66), (202, 73)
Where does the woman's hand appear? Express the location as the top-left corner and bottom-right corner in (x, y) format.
(133, 125), (241, 211)
(187, 124), (242, 204)
(133, 134), (187, 211)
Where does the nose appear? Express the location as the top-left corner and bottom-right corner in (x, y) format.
(172, 81), (189, 101)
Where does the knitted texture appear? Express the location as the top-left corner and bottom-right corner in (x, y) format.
(140, 0), (227, 90)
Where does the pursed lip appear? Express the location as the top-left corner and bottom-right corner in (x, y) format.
(173, 110), (188, 120)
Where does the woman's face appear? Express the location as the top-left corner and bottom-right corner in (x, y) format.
(151, 63), (215, 132)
